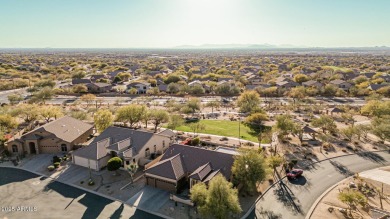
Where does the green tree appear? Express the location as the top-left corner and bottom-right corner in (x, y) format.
(275, 115), (295, 137)
(184, 98), (201, 115)
(361, 101), (390, 118)
(244, 112), (269, 137)
(312, 115), (337, 134)
(206, 100), (221, 113)
(31, 87), (54, 104)
(149, 109), (169, 132)
(107, 157), (123, 175)
(94, 109), (113, 133)
(190, 174), (242, 219)
(293, 74), (309, 83)
(164, 75), (181, 84)
(267, 155), (284, 176)
(355, 124), (371, 139)
(340, 126), (357, 142)
(338, 189), (367, 216)
(237, 90), (261, 113)
(7, 94), (23, 105)
(167, 114), (184, 130)
(322, 84), (338, 96)
(80, 94), (97, 108)
(40, 106), (63, 122)
(115, 104), (146, 128)
(11, 104), (40, 123)
(0, 114), (18, 131)
(142, 110), (152, 128)
(167, 83), (180, 94)
(188, 122), (206, 135)
(72, 71), (86, 79)
(72, 84), (88, 93)
(232, 149), (268, 193)
(288, 86), (307, 104)
(371, 116), (390, 142)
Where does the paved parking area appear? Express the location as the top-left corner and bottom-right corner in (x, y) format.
(0, 167), (160, 219)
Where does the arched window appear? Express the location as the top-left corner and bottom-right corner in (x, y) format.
(12, 145), (18, 153)
(145, 148), (150, 157)
(61, 144), (67, 152)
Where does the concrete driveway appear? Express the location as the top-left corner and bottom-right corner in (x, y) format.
(0, 167), (160, 219)
(248, 151), (390, 219)
(126, 186), (170, 212)
(19, 154), (53, 172)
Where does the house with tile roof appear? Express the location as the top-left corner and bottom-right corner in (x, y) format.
(145, 144), (235, 193)
(6, 116), (93, 156)
(72, 126), (175, 171)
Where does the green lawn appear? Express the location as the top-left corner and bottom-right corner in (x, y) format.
(168, 120), (259, 142)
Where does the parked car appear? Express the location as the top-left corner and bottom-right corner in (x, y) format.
(219, 137), (228, 141)
(287, 169), (303, 179)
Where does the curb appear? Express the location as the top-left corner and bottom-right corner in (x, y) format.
(0, 166), (173, 219)
(240, 149), (390, 219)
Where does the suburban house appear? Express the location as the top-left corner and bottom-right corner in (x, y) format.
(127, 82), (151, 94)
(188, 80), (203, 87)
(367, 84), (389, 91)
(145, 144), (235, 193)
(90, 74), (108, 82)
(302, 80), (323, 89)
(7, 116), (93, 156)
(276, 81), (299, 89)
(86, 82), (112, 93)
(72, 78), (92, 85)
(329, 79), (352, 91)
(72, 126), (175, 171)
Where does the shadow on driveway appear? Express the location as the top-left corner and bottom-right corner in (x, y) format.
(357, 151), (385, 163)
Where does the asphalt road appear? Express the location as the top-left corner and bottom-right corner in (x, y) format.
(1, 86), (382, 106)
(248, 151), (390, 219)
(0, 167), (161, 219)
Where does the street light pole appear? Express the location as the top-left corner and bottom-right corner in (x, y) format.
(238, 114), (241, 146)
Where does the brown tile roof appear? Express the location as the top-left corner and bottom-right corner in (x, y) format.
(146, 144), (234, 181)
(146, 154), (186, 180)
(23, 116), (92, 143)
(189, 162), (212, 181)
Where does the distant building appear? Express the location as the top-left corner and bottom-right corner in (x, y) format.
(86, 83), (112, 93)
(329, 79), (352, 91)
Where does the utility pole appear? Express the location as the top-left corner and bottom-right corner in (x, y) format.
(238, 114), (241, 146)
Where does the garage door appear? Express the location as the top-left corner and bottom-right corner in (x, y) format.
(146, 177), (155, 186)
(156, 179), (176, 192)
(73, 156), (98, 171)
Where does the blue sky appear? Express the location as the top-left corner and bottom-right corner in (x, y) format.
(0, 0), (389, 48)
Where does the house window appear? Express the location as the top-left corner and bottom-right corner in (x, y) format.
(162, 140), (165, 148)
(153, 145), (156, 153)
(145, 148), (150, 157)
(61, 144), (67, 152)
(126, 161), (130, 165)
(12, 145), (18, 153)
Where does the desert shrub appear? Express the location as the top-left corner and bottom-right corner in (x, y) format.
(47, 165), (55, 171)
(53, 162), (60, 168)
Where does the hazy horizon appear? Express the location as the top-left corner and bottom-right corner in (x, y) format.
(1, 0), (390, 48)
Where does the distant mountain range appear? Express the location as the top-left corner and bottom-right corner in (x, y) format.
(173, 44), (389, 50)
